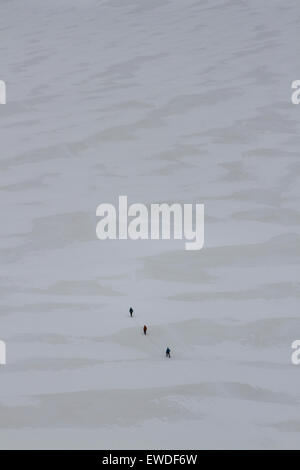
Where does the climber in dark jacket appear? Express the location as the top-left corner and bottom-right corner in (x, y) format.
(143, 325), (147, 335)
(129, 307), (133, 317)
(166, 347), (171, 358)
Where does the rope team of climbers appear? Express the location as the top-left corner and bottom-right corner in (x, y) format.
(129, 306), (171, 359)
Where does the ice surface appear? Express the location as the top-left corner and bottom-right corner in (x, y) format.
(0, 0), (300, 449)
